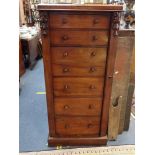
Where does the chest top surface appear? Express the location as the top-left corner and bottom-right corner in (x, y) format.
(37, 4), (123, 12)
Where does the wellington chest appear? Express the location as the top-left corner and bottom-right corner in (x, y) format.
(38, 4), (123, 146)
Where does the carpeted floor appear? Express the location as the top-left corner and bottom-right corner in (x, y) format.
(20, 145), (135, 155)
(19, 59), (135, 152)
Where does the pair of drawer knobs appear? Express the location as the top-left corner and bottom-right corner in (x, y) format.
(63, 51), (96, 57)
(64, 124), (93, 129)
(62, 35), (98, 41)
(63, 67), (96, 73)
(62, 18), (99, 25)
(63, 85), (96, 90)
(63, 104), (94, 110)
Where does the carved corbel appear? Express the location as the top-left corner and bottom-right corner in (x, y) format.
(112, 12), (120, 36)
(39, 12), (48, 37)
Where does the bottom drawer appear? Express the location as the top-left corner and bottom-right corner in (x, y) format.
(55, 116), (100, 137)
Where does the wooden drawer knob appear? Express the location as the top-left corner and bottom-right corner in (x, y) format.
(64, 105), (69, 110)
(63, 68), (70, 73)
(91, 51), (96, 56)
(62, 18), (67, 24)
(64, 85), (69, 90)
(89, 67), (96, 72)
(89, 85), (96, 90)
(92, 36), (98, 41)
(63, 52), (68, 57)
(62, 35), (69, 40)
(93, 19), (99, 24)
(88, 104), (94, 109)
(64, 124), (70, 129)
(88, 124), (93, 128)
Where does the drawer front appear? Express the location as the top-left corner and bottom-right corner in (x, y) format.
(51, 30), (109, 46)
(54, 98), (102, 116)
(51, 47), (107, 67)
(55, 116), (100, 136)
(52, 64), (105, 77)
(50, 14), (110, 29)
(53, 77), (104, 97)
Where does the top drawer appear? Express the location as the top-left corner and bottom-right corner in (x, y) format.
(50, 14), (110, 29)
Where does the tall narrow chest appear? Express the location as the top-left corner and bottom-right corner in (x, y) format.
(38, 4), (123, 146)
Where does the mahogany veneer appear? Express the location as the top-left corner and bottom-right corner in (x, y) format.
(38, 4), (123, 146)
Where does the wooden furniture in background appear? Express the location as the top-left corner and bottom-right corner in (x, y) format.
(21, 34), (39, 69)
(38, 4), (123, 146)
(108, 29), (135, 140)
(23, 0), (34, 26)
(124, 38), (135, 131)
(19, 39), (26, 77)
(19, 0), (26, 25)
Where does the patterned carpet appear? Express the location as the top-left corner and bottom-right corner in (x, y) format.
(20, 145), (135, 155)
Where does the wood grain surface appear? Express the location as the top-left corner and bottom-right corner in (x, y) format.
(51, 30), (109, 46)
(53, 77), (104, 97)
(38, 4), (123, 145)
(108, 30), (134, 139)
(50, 14), (110, 29)
(54, 97), (102, 116)
(51, 47), (107, 67)
(55, 116), (100, 136)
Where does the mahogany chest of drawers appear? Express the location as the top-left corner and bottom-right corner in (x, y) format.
(38, 4), (123, 146)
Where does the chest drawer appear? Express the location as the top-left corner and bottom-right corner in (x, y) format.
(54, 98), (102, 116)
(50, 14), (110, 29)
(51, 47), (107, 67)
(52, 64), (105, 77)
(53, 77), (104, 97)
(55, 116), (100, 137)
(51, 30), (109, 46)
